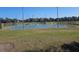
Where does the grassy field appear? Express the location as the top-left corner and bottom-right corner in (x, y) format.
(0, 28), (79, 51)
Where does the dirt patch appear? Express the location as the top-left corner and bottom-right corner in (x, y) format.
(0, 42), (14, 52)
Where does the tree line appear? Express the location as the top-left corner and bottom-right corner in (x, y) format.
(0, 16), (79, 23)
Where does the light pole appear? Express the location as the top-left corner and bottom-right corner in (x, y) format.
(22, 7), (24, 29)
(57, 7), (59, 28)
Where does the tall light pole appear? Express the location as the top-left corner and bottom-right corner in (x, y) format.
(22, 7), (24, 29)
(57, 7), (59, 28)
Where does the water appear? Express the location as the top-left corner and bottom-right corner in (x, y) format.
(3, 23), (67, 30)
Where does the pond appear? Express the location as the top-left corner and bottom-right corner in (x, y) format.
(3, 23), (68, 30)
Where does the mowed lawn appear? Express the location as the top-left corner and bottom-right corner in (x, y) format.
(0, 28), (79, 51)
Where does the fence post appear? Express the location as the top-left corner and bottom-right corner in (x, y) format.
(0, 23), (4, 29)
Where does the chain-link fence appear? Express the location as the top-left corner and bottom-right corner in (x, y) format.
(0, 7), (79, 30)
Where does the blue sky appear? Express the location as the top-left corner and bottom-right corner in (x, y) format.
(0, 7), (79, 20)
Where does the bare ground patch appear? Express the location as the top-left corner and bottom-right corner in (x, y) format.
(0, 42), (14, 52)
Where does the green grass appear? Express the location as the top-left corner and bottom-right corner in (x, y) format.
(0, 28), (79, 51)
